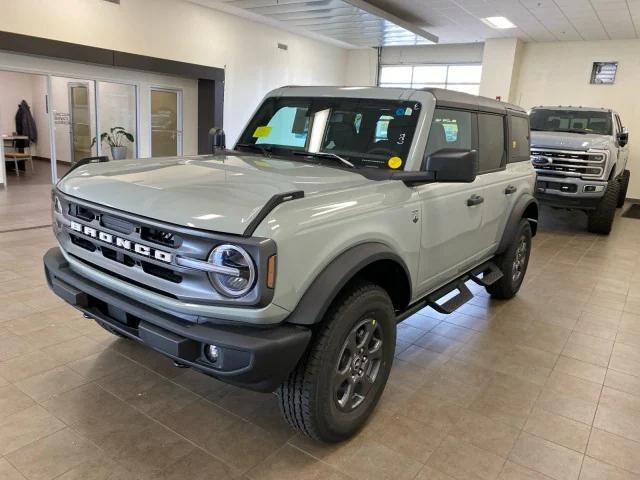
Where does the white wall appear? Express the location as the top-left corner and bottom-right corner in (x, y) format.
(345, 49), (378, 86)
(0, 0), (348, 145)
(512, 39), (640, 197)
(479, 38), (523, 102)
(0, 71), (51, 158)
(380, 43), (484, 65)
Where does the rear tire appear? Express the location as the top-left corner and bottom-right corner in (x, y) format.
(277, 282), (395, 442)
(588, 178), (620, 234)
(617, 169), (630, 208)
(487, 219), (532, 300)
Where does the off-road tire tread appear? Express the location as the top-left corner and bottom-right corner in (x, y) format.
(617, 169), (630, 208)
(277, 282), (384, 441)
(487, 219), (531, 300)
(588, 178), (620, 234)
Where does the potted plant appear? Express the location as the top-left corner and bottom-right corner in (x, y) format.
(91, 127), (135, 160)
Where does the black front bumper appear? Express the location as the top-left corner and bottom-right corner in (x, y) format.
(43, 247), (311, 392)
(535, 192), (603, 210)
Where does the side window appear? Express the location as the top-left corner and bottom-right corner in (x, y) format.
(509, 115), (530, 162)
(478, 113), (505, 173)
(255, 106), (309, 147)
(615, 114), (623, 134)
(425, 108), (472, 159)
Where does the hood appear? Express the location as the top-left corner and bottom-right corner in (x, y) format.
(57, 153), (372, 235)
(530, 130), (611, 151)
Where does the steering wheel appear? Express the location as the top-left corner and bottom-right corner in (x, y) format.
(366, 147), (397, 157)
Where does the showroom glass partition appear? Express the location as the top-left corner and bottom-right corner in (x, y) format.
(97, 81), (138, 160)
(150, 88), (183, 157)
(51, 77), (97, 178)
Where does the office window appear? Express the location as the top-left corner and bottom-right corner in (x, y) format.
(478, 113), (505, 173)
(379, 64), (482, 95)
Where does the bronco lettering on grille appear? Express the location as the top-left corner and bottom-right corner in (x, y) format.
(70, 221), (173, 263)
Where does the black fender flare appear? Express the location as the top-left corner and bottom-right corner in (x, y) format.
(496, 194), (538, 255)
(286, 242), (411, 326)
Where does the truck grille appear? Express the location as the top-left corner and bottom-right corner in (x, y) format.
(530, 148), (606, 179)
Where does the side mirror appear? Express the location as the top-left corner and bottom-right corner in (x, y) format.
(617, 131), (629, 147)
(209, 127), (226, 152)
(391, 149), (478, 187)
(426, 148), (478, 183)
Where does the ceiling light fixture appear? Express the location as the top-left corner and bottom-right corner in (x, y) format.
(481, 16), (516, 29)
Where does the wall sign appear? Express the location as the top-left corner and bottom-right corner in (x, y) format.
(54, 112), (70, 125)
(590, 62), (618, 84)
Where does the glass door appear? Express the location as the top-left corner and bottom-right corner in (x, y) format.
(68, 82), (93, 164)
(51, 77), (96, 174)
(150, 88), (182, 157)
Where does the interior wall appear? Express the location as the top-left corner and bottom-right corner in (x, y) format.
(0, 0), (348, 145)
(479, 38), (523, 102)
(0, 70), (51, 158)
(512, 39), (640, 198)
(345, 49), (378, 86)
(380, 43), (484, 65)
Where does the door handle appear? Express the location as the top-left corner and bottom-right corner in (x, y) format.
(467, 194), (484, 207)
(505, 185), (517, 195)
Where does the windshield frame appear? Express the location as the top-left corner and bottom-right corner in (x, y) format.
(234, 95), (426, 172)
(530, 108), (613, 136)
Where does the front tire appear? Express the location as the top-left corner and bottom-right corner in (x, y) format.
(487, 219), (532, 300)
(588, 177), (620, 234)
(277, 282), (395, 442)
(617, 169), (630, 208)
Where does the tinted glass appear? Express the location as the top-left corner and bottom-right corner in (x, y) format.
(530, 109), (612, 135)
(425, 109), (472, 158)
(478, 113), (505, 172)
(237, 97), (421, 170)
(510, 115), (530, 162)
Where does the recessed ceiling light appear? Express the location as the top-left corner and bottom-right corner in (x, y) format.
(481, 16), (517, 29)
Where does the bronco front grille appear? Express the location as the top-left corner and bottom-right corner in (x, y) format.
(530, 148), (606, 179)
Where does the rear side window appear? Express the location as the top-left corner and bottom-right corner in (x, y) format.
(478, 113), (505, 173)
(509, 115), (530, 162)
(425, 109), (473, 158)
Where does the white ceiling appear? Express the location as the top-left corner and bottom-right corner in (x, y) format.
(367, 0), (640, 44)
(192, 0), (438, 48)
(192, 0), (640, 47)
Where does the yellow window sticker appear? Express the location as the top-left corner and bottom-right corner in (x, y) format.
(253, 126), (272, 138)
(388, 157), (402, 169)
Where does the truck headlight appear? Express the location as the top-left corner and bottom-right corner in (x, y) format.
(590, 154), (605, 162)
(53, 194), (62, 214)
(208, 244), (256, 297)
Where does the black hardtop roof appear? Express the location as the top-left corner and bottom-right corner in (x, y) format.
(424, 88), (527, 116)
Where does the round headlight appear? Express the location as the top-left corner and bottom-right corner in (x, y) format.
(208, 244), (256, 298)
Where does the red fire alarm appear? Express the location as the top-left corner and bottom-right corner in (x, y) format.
(496, 96), (502, 101)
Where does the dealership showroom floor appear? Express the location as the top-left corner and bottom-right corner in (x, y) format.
(5, 0), (640, 479)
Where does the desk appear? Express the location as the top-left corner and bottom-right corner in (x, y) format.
(2, 135), (32, 176)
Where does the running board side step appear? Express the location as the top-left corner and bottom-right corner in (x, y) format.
(395, 260), (505, 319)
(468, 261), (503, 287)
(426, 279), (473, 314)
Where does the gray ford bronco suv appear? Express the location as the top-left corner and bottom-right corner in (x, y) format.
(530, 106), (630, 234)
(44, 86), (537, 442)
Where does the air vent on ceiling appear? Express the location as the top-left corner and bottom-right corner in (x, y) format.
(103, 0), (120, 3)
(277, 43), (288, 51)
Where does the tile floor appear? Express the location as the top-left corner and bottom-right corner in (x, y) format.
(1, 192), (640, 479)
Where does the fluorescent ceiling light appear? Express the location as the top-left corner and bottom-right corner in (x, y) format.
(481, 16), (516, 29)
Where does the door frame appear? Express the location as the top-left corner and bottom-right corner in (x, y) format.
(67, 81), (93, 164)
(149, 87), (183, 157)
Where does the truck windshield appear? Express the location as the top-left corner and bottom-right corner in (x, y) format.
(530, 109), (612, 135)
(236, 97), (421, 170)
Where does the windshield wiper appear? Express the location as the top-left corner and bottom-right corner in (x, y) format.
(293, 151), (355, 168)
(235, 143), (273, 156)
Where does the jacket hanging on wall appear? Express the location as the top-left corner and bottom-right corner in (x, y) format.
(15, 100), (38, 144)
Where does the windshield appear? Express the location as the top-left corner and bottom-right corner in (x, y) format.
(530, 109), (612, 135)
(236, 96), (421, 170)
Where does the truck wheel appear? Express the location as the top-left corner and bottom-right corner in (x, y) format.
(617, 169), (630, 208)
(588, 178), (620, 234)
(487, 219), (531, 300)
(277, 282), (395, 442)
